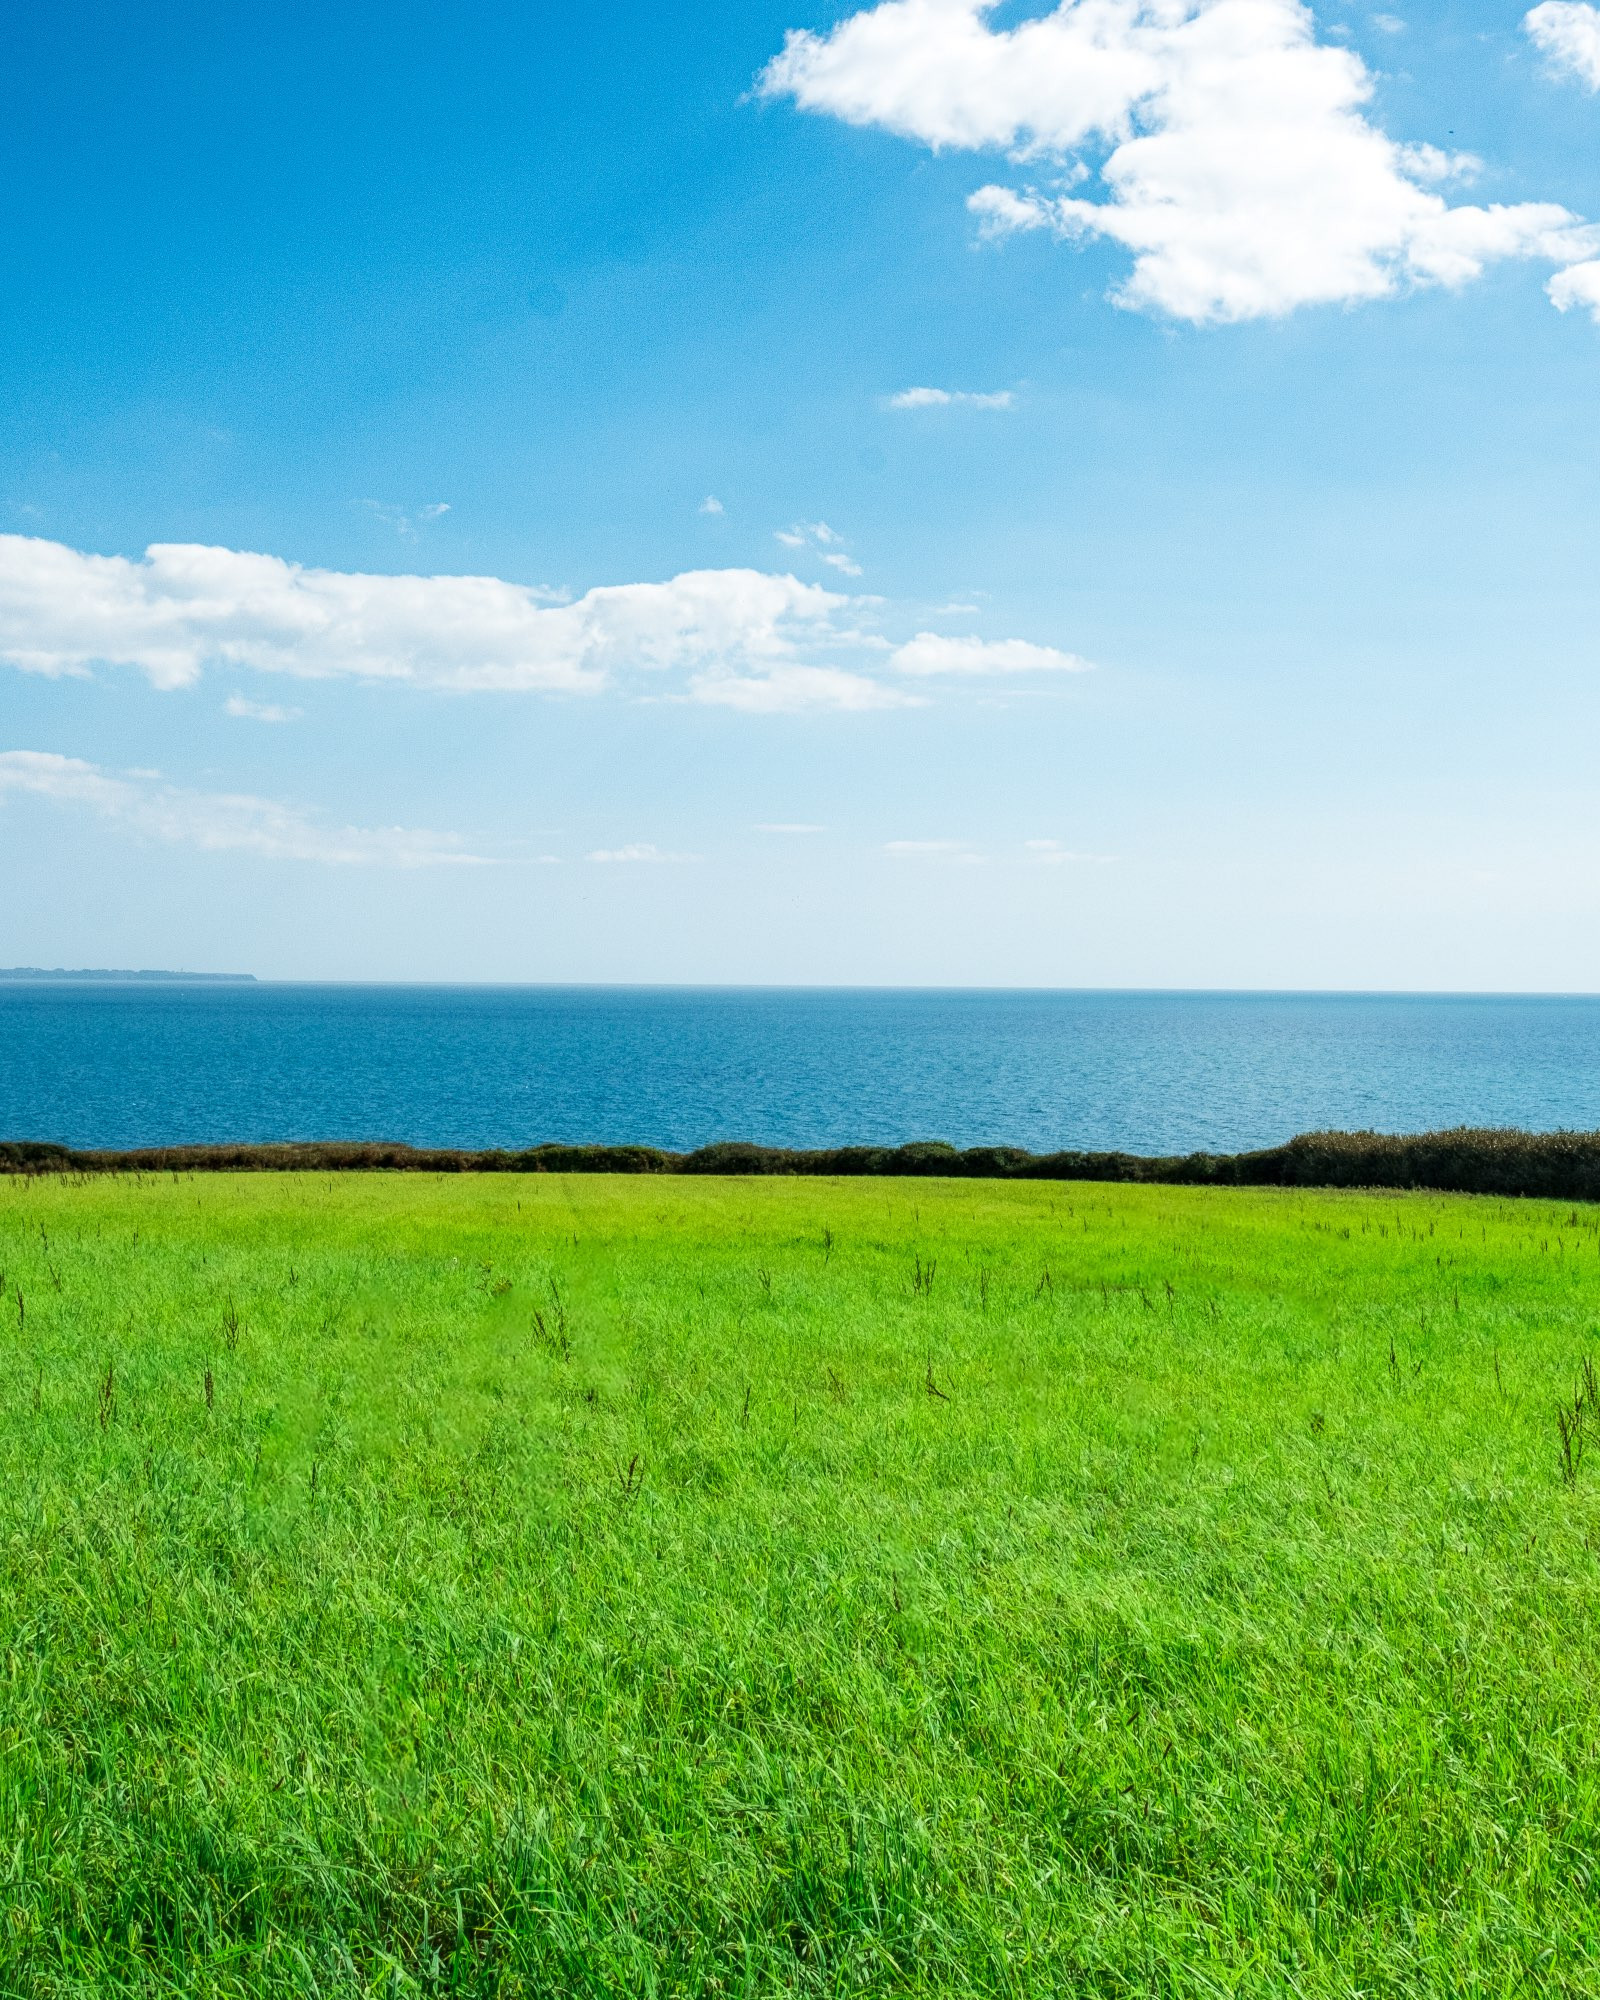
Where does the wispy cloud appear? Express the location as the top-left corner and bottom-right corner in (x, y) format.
(224, 695), (301, 723)
(756, 821), (826, 833)
(891, 633), (1092, 677)
(1025, 838), (1113, 865)
(690, 664), (914, 711)
(586, 842), (699, 863)
(699, 495), (725, 515)
(0, 750), (489, 866)
(885, 387), (1015, 410)
(774, 521), (863, 576)
(886, 838), (982, 863)
(361, 499), (451, 540)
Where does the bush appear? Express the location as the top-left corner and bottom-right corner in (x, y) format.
(8, 1125), (1600, 1199)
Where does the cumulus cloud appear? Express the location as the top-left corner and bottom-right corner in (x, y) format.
(1526, 2), (1600, 87)
(1548, 258), (1600, 318)
(0, 534), (873, 706)
(891, 632), (1092, 675)
(0, 750), (487, 866)
(886, 386), (1015, 408)
(699, 495), (725, 514)
(0, 534), (1091, 712)
(762, 0), (1600, 324)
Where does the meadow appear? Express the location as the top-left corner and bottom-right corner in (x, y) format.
(2, 1171), (1599, 1997)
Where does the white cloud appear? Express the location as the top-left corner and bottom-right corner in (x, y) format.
(224, 695), (301, 723)
(886, 386), (1015, 408)
(699, 495), (725, 514)
(891, 632), (1092, 676)
(886, 837), (982, 862)
(1370, 13), (1405, 33)
(756, 821), (826, 832)
(689, 664), (915, 711)
(0, 750), (488, 866)
(1025, 837), (1111, 864)
(774, 520), (864, 574)
(1526, 2), (1600, 87)
(1549, 258), (1600, 318)
(586, 843), (699, 863)
(0, 534), (1093, 715)
(0, 535), (861, 698)
(1397, 143), (1480, 186)
(762, 0), (1600, 324)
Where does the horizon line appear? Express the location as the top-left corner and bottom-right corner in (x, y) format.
(6, 976), (1600, 1001)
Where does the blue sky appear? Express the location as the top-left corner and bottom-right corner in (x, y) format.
(4, 0), (1600, 984)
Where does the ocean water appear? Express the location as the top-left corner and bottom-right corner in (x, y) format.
(4, 983), (1600, 1156)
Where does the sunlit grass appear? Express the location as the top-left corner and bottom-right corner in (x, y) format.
(3, 1171), (1600, 1995)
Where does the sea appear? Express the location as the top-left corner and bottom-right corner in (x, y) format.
(4, 983), (1600, 1156)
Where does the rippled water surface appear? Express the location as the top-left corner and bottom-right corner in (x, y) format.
(4, 984), (1600, 1154)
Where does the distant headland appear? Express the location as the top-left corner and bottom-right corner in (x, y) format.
(0, 968), (257, 983)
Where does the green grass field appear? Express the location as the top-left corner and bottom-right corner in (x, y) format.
(4, 1171), (1600, 1997)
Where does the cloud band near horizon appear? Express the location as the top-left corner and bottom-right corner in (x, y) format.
(0, 750), (492, 866)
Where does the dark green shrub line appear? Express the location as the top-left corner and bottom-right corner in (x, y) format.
(9, 1125), (1600, 1197)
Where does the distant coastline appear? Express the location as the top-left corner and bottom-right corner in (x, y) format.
(0, 968), (256, 984)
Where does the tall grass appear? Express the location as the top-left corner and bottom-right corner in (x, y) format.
(1, 1172), (1599, 1994)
